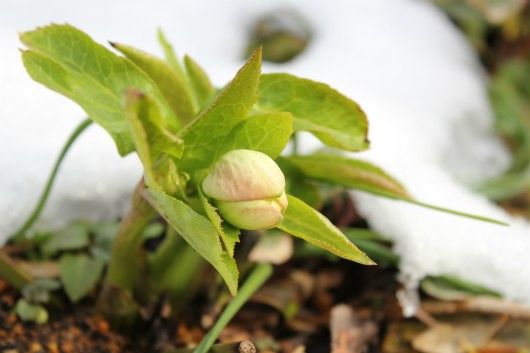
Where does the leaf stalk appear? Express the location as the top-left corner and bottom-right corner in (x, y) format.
(12, 118), (93, 238)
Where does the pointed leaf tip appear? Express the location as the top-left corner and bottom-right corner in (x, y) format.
(179, 42), (263, 172)
(278, 195), (375, 265)
(250, 46), (263, 61)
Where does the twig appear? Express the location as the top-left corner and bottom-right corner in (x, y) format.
(421, 296), (530, 319)
(169, 340), (256, 353)
(484, 315), (509, 346)
(414, 307), (439, 328)
(17, 260), (59, 279)
(12, 118), (93, 238)
(193, 263), (273, 353)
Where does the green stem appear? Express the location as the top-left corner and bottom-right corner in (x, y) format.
(193, 263), (273, 353)
(104, 181), (155, 288)
(12, 118), (93, 238)
(147, 227), (205, 315)
(97, 180), (156, 323)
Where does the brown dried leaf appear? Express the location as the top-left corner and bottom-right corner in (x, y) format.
(412, 317), (506, 353)
(422, 297), (530, 319)
(248, 232), (293, 265)
(330, 304), (377, 353)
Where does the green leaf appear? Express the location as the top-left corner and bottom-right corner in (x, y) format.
(21, 279), (61, 304)
(421, 275), (501, 301)
(295, 229), (398, 267)
(277, 158), (322, 209)
(287, 180), (322, 209)
(148, 229), (204, 300)
(178, 48), (262, 173)
(342, 228), (387, 241)
(489, 60), (530, 167)
(220, 112), (293, 159)
(184, 55), (216, 109)
(142, 222), (165, 240)
(20, 24), (176, 155)
(198, 189), (240, 257)
(145, 189), (239, 294)
(343, 229), (400, 267)
(91, 221), (119, 260)
(112, 42), (197, 124)
(277, 195), (374, 265)
(40, 222), (90, 256)
(124, 91), (160, 190)
(478, 166), (530, 200)
(285, 153), (507, 225)
(283, 153), (408, 199)
(479, 59), (530, 200)
(15, 299), (48, 324)
(59, 254), (104, 302)
(258, 73), (369, 151)
(157, 28), (188, 82)
(124, 90), (183, 190)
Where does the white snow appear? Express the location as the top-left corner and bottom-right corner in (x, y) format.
(1, 0), (528, 309)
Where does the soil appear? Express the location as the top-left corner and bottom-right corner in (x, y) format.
(0, 256), (404, 353)
(0, 279), (128, 353)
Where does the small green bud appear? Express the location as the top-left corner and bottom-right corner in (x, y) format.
(202, 149), (288, 230)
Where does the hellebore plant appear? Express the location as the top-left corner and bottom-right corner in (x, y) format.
(11, 24), (504, 325)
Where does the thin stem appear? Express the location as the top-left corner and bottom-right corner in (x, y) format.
(12, 118), (93, 238)
(193, 263), (273, 353)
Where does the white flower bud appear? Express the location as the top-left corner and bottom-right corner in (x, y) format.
(202, 149), (288, 230)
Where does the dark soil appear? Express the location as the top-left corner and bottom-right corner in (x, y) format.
(0, 279), (128, 353)
(0, 257), (404, 353)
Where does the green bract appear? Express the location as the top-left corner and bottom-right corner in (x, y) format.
(202, 149), (288, 230)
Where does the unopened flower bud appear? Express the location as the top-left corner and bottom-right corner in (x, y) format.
(202, 149), (288, 230)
